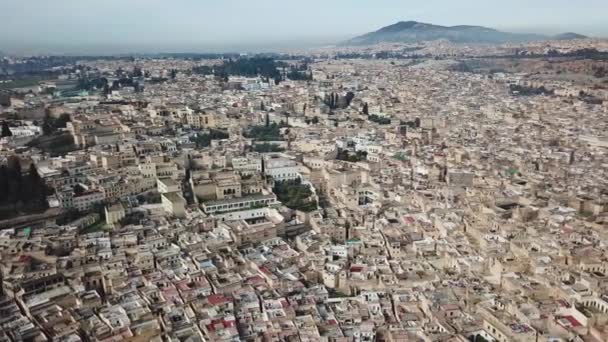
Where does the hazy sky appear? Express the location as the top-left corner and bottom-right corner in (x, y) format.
(1, 0), (607, 54)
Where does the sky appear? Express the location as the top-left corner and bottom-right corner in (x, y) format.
(1, 0), (607, 55)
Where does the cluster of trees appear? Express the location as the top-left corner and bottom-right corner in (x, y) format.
(76, 65), (149, 94)
(76, 77), (109, 91)
(193, 57), (283, 84)
(450, 61), (475, 73)
(400, 118), (421, 131)
(336, 148), (367, 163)
(0, 93), (10, 107)
(191, 58), (318, 84)
(368, 114), (391, 125)
(592, 66), (607, 79)
(244, 122), (285, 141)
(546, 48), (608, 59)
(323, 92), (355, 110)
(42, 113), (71, 135)
(334, 50), (429, 60)
(285, 63), (313, 81)
(509, 84), (554, 96)
(1, 121), (12, 137)
(0, 157), (52, 220)
(132, 66), (144, 77)
(286, 68), (313, 81)
(26, 133), (77, 156)
(189, 129), (229, 148)
(579, 91), (604, 105)
(362, 102), (369, 115)
(0, 56), (81, 78)
(273, 179), (318, 212)
(158, 53), (241, 60)
(77, 76), (144, 94)
(304, 117), (320, 125)
(503, 48), (608, 60)
(253, 143), (285, 153)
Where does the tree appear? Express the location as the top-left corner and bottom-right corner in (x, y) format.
(3, 156), (23, 211)
(345, 92), (355, 107)
(132, 66), (143, 77)
(253, 143), (285, 153)
(28, 163), (41, 183)
(170, 69), (178, 80)
(369, 114), (391, 125)
(244, 123), (284, 141)
(57, 114), (71, 128)
(7, 155), (21, 176)
(273, 179), (317, 212)
(1, 121), (12, 137)
(0, 166), (8, 202)
(189, 129), (229, 148)
(0, 156), (52, 219)
(42, 119), (54, 135)
(0, 94), (10, 107)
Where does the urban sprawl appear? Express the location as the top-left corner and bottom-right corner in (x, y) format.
(1, 39), (608, 342)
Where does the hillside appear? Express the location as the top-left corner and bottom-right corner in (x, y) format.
(343, 21), (586, 45)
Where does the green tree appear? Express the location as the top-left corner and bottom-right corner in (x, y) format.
(273, 179), (317, 212)
(1, 121), (12, 137)
(42, 113), (54, 135)
(369, 114), (391, 125)
(244, 123), (284, 141)
(254, 143), (285, 153)
(345, 91), (355, 107)
(0, 165), (8, 202)
(28, 163), (41, 184)
(7, 155), (21, 176)
(133, 66), (143, 77)
(1, 157), (53, 219)
(5, 156), (23, 209)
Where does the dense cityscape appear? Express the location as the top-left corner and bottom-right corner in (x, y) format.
(1, 6), (608, 342)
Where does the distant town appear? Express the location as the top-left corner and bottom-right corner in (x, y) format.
(1, 33), (608, 342)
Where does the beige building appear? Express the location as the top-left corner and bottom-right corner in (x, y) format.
(162, 192), (187, 218)
(105, 203), (126, 227)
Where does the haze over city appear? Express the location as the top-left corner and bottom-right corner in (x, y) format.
(2, 2), (608, 342)
(1, 0), (608, 54)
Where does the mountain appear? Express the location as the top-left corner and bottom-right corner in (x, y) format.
(343, 21), (585, 46)
(553, 32), (588, 40)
